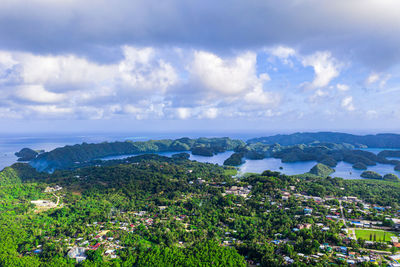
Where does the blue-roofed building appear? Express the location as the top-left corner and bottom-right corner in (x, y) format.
(374, 207), (385, 212)
(304, 208), (313, 214)
(350, 221), (363, 227)
(338, 246), (347, 254)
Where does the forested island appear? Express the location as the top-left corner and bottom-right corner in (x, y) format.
(30, 137), (244, 172)
(248, 132), (400, 148)
(26, 132), (400, 177)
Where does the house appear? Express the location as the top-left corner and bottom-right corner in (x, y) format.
(105, 249), (115, 255)
(304, 208), (313, 215)
(196, 178), (205, 185)
(392, 218), (400, 229)
(337, 246), (347, 254)
(374, 206), (385, 212)
(297, 223), (312, 230)
(284, 256), (294, 264)
(347, 196), (359, 202)
(33, 249), (42, 254)
(68, 247), (87, 263)
(89, 243), (101, 250)
(350, 221), (363, 228)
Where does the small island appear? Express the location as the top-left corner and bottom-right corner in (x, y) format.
(308, 163), (334, 177)
(352, 162), (367, 170)
(223, 153), (244, 166)
(360, 171), (382, 180)
(15, 148), (39, 161)
(383, 173), (400, 182)
(395, 164), (400, 171)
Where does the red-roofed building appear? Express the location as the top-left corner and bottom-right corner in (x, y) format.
(89, 243), (101, 250)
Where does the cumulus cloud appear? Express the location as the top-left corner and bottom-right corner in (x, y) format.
(189, 50), (277, 107)
(119, 46), (178, 92)
(302, 51), (341, 89)
(175, 107), (191, 119)
(191, 51), (259, 95)
(16, 85), (66, 103)
(200, 108), (218, 119)
(267, 46), (296, 65)
(0, 46), (181, 118)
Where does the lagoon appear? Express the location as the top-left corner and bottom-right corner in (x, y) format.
(102, 149), (400, 179)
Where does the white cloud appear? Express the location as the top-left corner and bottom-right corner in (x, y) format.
(0, 51), (17, 71)
(267, 46), (296, 65)
(341, 96), (355, 111)
(308, 89), (329, 103)
(365, 72), (391, 88)
(17, 54), (114, 89)
(28, 105), (73, 115)
(366, 72), (380, 85)
(302, 51), (341, 89)
(269, 46), (295, 59)
(336, 83), (349, 92)
(189, 50), (278, 108)
(200, 108), (218, 119)
(119, 46), (178, 92)
(176, 107), (191, 119)
(0, 46), (183, 119)
(191, 51), (259, 95)
(16, 85), (66, 103)
(244, 86), (278, 106)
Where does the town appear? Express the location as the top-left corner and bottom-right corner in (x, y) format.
(25, 172), (400, 266)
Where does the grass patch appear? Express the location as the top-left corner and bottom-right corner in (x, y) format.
(348, 229), (354, 236)
(239, 172), (259, 178)
(355, 229), (397, 242)
(224, 168), (238, 176)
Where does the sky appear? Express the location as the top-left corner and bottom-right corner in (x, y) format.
(1, 0), (400, 134)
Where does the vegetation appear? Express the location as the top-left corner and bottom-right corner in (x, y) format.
(15, 148), (39, 161)
(30, 137), (245, 172)
(248, 132), (400, 148)
(354, 229), (396, 242)
(352, 162), (367, 170)
(2, 138), (400, 265)
(360, 171), (382, 180)
(383, 173), (399, 182)
(395, 163), (400, 171)
(223, 153), (244, 166)
(308, 163), (334, 177)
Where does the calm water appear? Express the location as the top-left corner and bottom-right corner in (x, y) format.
(103, 150), (400, 179)
(1, 135), (400, 180)
(102, 150), (235, 165)
(104, 148), (400, 179)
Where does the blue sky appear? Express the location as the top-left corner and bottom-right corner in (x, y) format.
(0, 0), (400, 134)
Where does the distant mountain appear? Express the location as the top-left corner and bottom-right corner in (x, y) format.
(247, 132), (400, 148)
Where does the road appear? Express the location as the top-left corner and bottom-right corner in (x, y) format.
(52, 193), (60, 206)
